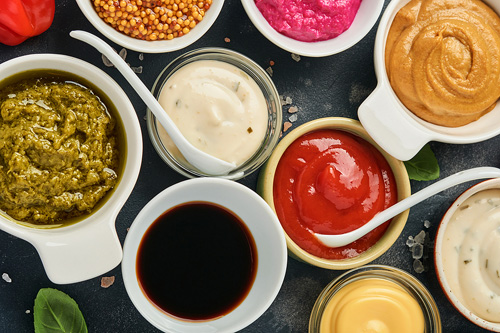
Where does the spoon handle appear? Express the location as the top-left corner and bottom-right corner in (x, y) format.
(70, 30), (236, 175)
(69, 30), (186, 148)
(315, 166), (500, 248)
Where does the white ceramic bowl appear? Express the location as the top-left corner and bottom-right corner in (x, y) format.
(358, 0), (500, 161)
(241, 0), (384, 57)
(75, 0), (224, 53)
(435, 178), (500, 332)
(0, 54), (143, 284)
(122, 178), (287, 333)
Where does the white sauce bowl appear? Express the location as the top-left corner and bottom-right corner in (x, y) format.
(122, 178), (287, 333)
(358, 0), (500, 161)
(435, 178), (500, 331)
(0, 54), (143, 284)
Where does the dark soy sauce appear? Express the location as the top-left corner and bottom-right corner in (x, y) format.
(136, 201), (258, 321)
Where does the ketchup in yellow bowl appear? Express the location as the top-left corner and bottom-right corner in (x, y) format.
(273, 129), (397, 259)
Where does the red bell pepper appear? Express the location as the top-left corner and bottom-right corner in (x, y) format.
(0, 0), (55, 46)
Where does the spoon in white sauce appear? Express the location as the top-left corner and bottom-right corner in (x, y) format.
(315, 166), (500, 248)
(70, 30), (237, 176)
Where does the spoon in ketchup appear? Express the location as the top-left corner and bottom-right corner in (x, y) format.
(315, 166), (500, 248)
(70, 30), (237, 176)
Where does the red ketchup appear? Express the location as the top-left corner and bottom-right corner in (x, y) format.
(273, 130), (397, 259)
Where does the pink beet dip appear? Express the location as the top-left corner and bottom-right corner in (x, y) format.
(255, 0), (362, 42)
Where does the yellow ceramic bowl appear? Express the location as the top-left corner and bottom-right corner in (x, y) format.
(257, 117), (411, 270)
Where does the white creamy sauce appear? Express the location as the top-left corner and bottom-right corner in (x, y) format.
(442, 189), (500, 322)
(156, 60), (269, 166)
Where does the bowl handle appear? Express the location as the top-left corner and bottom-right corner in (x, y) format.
(358, 83), (434, 161)
(28, 219), (122, 284)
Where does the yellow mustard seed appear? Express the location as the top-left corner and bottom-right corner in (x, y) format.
(92, 0), (210, 41)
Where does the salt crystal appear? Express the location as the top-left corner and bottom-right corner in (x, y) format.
(406, 236), (415, 247)
(266, 66), (273, 77)
(280, 95), (293, 106)
(101, 276), (115, 288)
(413, 259), (425, 273)
(412, 243), (423, 259)
(283, 122), (292, 132)
(289, 114), (298, 122)
(288, 106), (299, 114)
(25, 310), (30, 314)
(119, 48), (127, 61)
(279, 95), (285, 105)
(424, 220), (431, 228)
(131, 66), (143, 74)
(139, 53), (144, 61)
(414, 230), (426, 244)
(102, 54), (113, 67)
(291, 53), (301, 62)
(2, 273), (12, 283)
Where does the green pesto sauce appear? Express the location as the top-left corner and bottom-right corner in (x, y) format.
(0, 70), (125, 225)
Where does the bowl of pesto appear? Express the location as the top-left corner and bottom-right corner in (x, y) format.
(0, 54), (143, 284)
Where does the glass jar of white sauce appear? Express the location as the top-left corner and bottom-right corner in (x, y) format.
(147, 47), (282, 180)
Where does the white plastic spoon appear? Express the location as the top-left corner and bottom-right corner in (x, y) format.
(70, 30), (237, 176)
(315, 167), (500, 248)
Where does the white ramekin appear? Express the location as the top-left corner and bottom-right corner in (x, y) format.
(0, 54), (142, 284)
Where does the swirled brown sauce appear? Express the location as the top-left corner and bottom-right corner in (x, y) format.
(0, 71), (124, 225)
(386, 0), (500, 127)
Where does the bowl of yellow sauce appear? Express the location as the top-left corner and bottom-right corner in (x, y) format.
(309, 265), (441, 333)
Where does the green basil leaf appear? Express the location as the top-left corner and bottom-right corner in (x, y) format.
(34, 288), (88, 333)
(404, 144), (440, 181)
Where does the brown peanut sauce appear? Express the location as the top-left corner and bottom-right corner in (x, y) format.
(386, 0), (500, 127)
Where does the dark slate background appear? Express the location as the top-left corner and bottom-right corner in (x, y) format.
(0, 0), (495, 332)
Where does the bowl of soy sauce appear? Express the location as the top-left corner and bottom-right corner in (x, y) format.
(122, 178), (288, 333)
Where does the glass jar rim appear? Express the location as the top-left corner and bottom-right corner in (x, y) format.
(309, 264), (442, 333)
(146, 47), (282, 180)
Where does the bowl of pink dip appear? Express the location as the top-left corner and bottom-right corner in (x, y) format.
(241, 0), (384, 57)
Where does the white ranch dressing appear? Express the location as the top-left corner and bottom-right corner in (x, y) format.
(156, 60), (268, 166)
(442, 189), (500, 322)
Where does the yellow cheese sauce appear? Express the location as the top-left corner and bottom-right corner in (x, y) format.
(319, 278), (425, 333)
(156, 60), (269, 167)
(441, 189), (500, 322)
